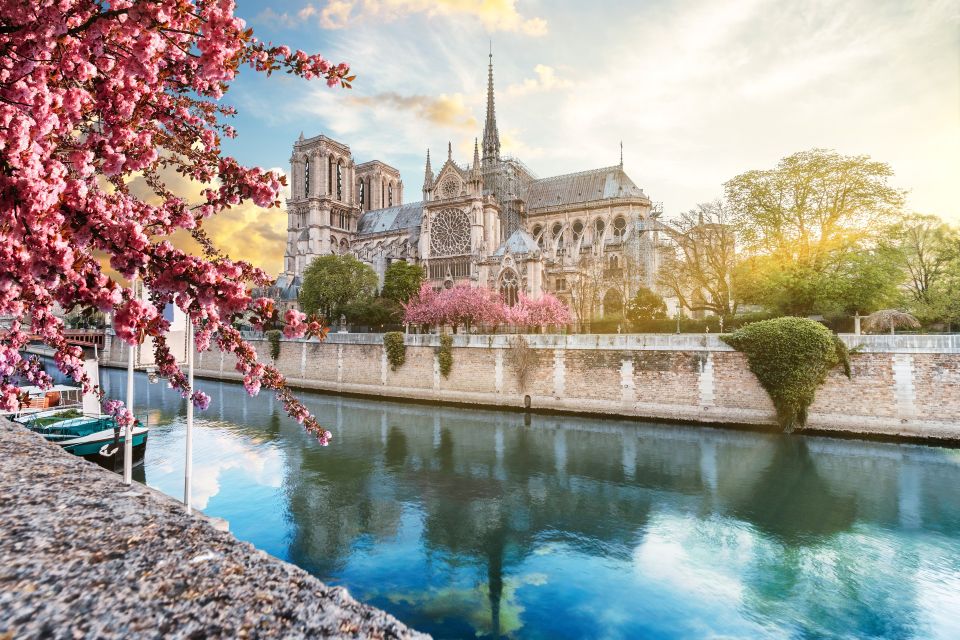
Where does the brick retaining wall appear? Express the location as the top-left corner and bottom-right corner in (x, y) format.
(102, 333), (960, 440)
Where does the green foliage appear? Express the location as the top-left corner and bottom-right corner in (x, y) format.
(381, 261), (425, 303)
(299, 254), (378, 320)
(265, 329), (282, 360)
(726, 149), (905, 317)
(383, 331), (406, 371)
(722, 317), (850, 433)
(343, 297), (402, 327)
(625, 286), (667, 323)
(438, 334), (453, 378)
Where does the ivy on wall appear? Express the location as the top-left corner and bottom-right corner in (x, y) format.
(721, 317), (850, 432)
(438, 334), (453, 378)
(384, 332), (406, 371)
(265, 330), (282, 360)
(507, 335), (537, 392)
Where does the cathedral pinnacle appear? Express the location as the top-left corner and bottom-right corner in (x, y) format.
(423, 148), (433, 189)
(481, 46), (501, 164)
(447, 141), (452, 160)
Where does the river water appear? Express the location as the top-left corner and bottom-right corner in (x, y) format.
(99, 368), (960, 639)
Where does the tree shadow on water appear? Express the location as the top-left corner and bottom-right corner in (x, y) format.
(729, 435), (858, 544)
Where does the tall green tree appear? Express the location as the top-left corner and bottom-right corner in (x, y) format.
(625, 286), (667, 323)
(894, 214), (959, 304)
(725, 149), (905, 316)
(381, 261), (425, 303)
(299, 255), (378, 320)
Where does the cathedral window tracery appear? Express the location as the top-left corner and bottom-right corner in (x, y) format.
(499, 269), (519, 306)
(336, 161), (343, 200)
(429, 208), (471, 256)
(388, 183), (393, 206)
(304, 158), (310, 197)
(613, 216), (627, 241)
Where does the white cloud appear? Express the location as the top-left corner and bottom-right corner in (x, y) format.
(262, 0), (547, 35)
(506, 64), (573, 96)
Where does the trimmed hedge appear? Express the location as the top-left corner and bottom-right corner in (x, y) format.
(265, 329), (282, 360)
(438, 334), (453, 378)
(383, 332), (406, 371)
(722, 317), (850, 433)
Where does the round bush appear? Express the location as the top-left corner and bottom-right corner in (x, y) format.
(722, 317), (850, 432)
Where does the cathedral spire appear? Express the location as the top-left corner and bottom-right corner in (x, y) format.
(482, 45), (501, 165)
(423, 148), (433, 194)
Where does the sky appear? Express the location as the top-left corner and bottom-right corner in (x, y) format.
(203, 0), (960, 273)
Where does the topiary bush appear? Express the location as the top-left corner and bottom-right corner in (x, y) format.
(438, 334), (453, 378)
(721, 317), (850, 433)
(265, 329), (282, 360)
(383, 331), (406, 371)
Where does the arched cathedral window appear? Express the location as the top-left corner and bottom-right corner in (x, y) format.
(304, 158), (310, 197)
(429, 208), (471, 256)
(336, 161), (343, 200)
(499, 270), (519, 307)
(388, 183), (393, 207)
(613, 216), (627, 241)
(358, 181), (365, 210)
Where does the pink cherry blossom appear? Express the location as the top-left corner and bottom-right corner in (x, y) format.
(0, 0), (348, 443)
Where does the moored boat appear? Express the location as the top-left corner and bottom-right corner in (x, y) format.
(15, 409), (149, 471)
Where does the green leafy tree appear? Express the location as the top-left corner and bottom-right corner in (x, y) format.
(343, 297), (402, 327)
(299, 255), (378, 320)
(625, 286), (667, 323)
(381, 261), (425, 303)
(725, 149), (905, 317)
(893, 214), (960, 326)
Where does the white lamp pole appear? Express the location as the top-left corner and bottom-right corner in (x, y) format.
(123, 276), (137, 485)
(184, 320), (195, 513)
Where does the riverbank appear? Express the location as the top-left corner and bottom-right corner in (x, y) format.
(99, 332), (960, 441)
(0, 419), (427, 639)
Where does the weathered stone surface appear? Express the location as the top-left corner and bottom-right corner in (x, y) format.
(0, 421), (429, 640)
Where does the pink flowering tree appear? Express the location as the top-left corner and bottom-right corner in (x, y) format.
(0, 0), (354, 444)
(403, 285), (569, 333)
(525, 293), (571, 328)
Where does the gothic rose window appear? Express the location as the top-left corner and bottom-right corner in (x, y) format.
(429, 208), (471, 256)
(441, 177), (459, 199)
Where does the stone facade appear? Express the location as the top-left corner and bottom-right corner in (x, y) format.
(103, 334), (960, 440)
(267, 53), (679, 320)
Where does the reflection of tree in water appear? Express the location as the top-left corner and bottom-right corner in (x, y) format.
(728, 436), (857, 543)
(731, 437), (919, 639)
(414, 424), (653, 638)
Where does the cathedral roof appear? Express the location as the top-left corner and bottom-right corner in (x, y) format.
(524, 165), (647, 210)
(268, 274), (302, 301)
(493, 228), (539, 256)
(357, 201), (424, 241)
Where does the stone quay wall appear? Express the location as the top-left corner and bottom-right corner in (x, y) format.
(103, 333), (960, 440)
(0, 420), (427, 640)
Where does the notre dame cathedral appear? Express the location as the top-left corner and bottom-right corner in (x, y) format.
(270, 53), (676, 321)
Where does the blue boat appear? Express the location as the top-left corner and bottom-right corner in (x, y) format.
(16, 409), (149, 471)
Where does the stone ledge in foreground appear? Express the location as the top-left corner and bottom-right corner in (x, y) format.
(0, 419), (428, 640)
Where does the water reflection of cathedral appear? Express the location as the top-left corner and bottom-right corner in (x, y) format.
(270, 52), (677, 317)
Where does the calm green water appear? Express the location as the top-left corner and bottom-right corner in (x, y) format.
(100, 369), (960, 639)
